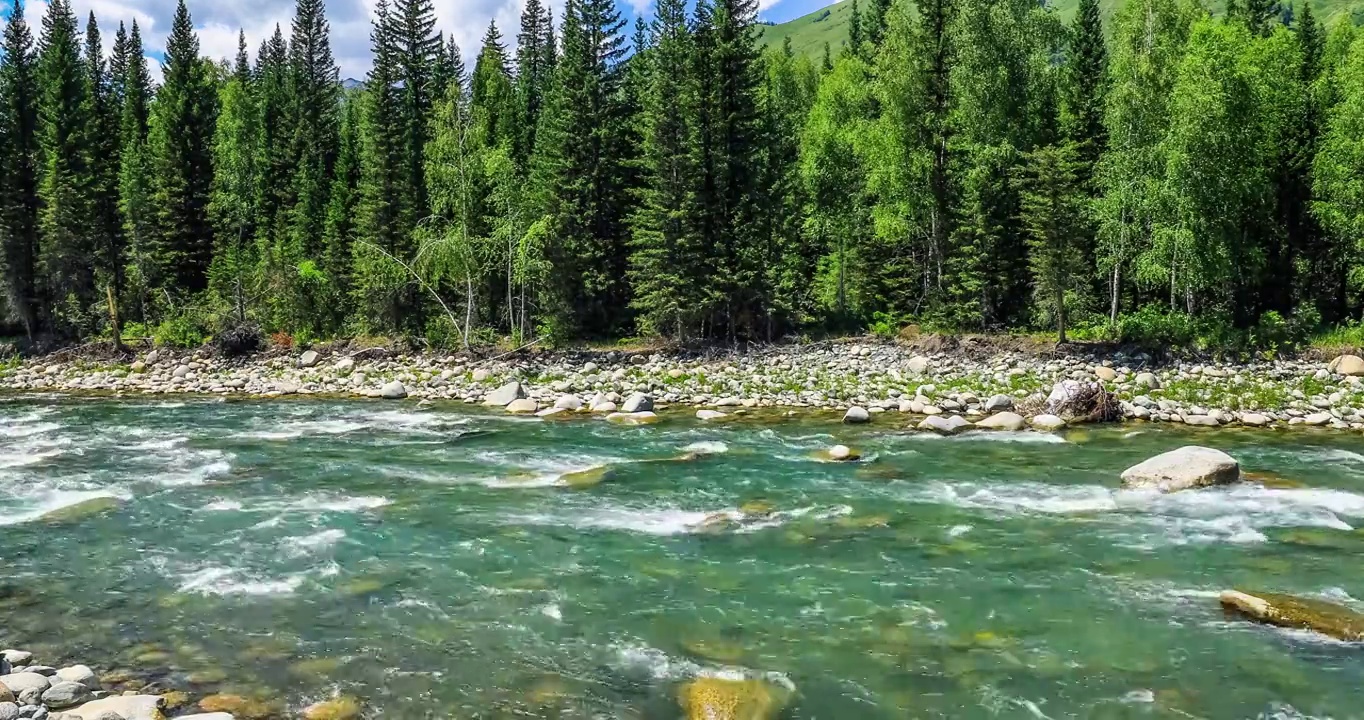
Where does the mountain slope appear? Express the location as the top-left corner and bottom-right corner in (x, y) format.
(757, 0), (1362, 59)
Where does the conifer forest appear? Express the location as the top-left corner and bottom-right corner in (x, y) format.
(1, 0), (1363, 350)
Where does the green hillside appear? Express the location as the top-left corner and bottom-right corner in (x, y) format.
(757, 0), (1363, 59)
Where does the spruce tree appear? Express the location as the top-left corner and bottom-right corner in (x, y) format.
(148, 0), (218, 295)
(254, 26), (292, 256)
(287, 0), (341, 261)
(208, 32), (260, 325)
(865, 0), (893, 47)
(532, 0), (633, 336)
(0, 0), (41, 334)
(515, 0), (555, 166)
(85, 13), (124, 314)
(36, 0), (96, 332)
(322, 90), (362, 309)
(760, 40), (817, 334)
(471, 21), (515, 148)
(109, 22), (129, 106)
(392, 0), (440, 228)
(1016, 141), (1086, 342)
(1241, 0), (1283, 37)
(693, 0), (767, 335)
(1064, 0), (1108, 175)
(848, 0), (863, 53)
(118, 20), (154, 322)
(629, 0), (703, 337)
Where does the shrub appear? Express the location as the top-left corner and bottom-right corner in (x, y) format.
(154, 315), (206, 348)
(270, 331), (294, 349)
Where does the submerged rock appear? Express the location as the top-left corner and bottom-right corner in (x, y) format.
(1121, 446), (1239, 493)
(697, 409), (728, 421)
(197, 693), (280, 719)
(1219, 589), (1364, 641)
(68, 694), (167, 720)
(678, 677), (792, 720)
(302, 696), (362, 720)
(39, 496), (121, 524)
(821, 444), (860, 462)
(560, 465), (612, 488)
(605, 411), (659, 425)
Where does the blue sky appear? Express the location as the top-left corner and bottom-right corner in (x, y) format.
(0, 0), (831, 81)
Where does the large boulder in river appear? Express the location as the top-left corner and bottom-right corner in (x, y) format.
(1121, 446), (1239, 492)
(606, 411), (660, 426)
(39, 496), (121, 524)
(68, 694), (167, 720)
(380, 381), (407, 399)
(483, 381), (525, 407)
(678, 677), (792, 720)
(975, 411), (1025, 431)
(622, 392), (654, 413)
(1219, 589), (1364, 641)
(54, 664), (98, 691)
(842, 406), (870, 424)
(919, 414), (971, 435)
(1329, 354), (1364, 376)
(820, 445), (860, 462)
(505, 398), (539, 414)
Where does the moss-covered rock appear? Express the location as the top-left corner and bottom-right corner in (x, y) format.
(302, 695), (362, 720)
(39, 496), (121, 524)
(739, 500), (775, 517)
(1219, 589), (1364, 640)
(678, 677), (792, 720)
(198, 692), (281, 719)
(560, 465), (612, 488)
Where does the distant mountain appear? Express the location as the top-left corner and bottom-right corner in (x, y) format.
(341, 77), (363, 90)
(757, 0), (1363, 59)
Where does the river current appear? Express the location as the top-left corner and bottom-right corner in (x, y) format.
(3, 395), (1364, 718)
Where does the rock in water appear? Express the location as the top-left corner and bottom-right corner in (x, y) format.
(174, 714), (235, 720)
(697, 409), (728, 421)
(678, 677), (792, 720)
(298, 350), (320, 367)
(842, 406), (870, 424)
(484, 381), (525, 407)
(1219, 590), (1364, 641)
(1031, 414), (1067, 431)
(37, 496), (122, 525)
(560, 466), (612, 488)
(379, 381), (407, 399)
(41, 680), (90, 709)
(54, 665), (98, 691)
(918, 415), (971, 435)
(622, 392), (654, 413)
(1120, 446), (1239, 492)
(302, 696), (362, 720)
(69, 695), (167, 720)
(505, 398), (539, 414)
(553, 395), (582, 411)
(974, 411), (1025, 431)
(605, 411), (660, 425)
(1329, 354), (1364, 376)
(824, 445), (860, 462)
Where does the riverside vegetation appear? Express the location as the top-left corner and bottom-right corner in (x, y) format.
(9, 0), (1364, 354)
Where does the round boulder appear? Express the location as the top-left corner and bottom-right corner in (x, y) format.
(41, 680), (91, 709)
(974, 411), (1025, 431)
(1329, 354), (1364, 376)
(1120, 445), (1239, 493)
(0, 673), (50, 697)
(622, 392), (654, 413)
(505, 398), (539, 414)
(379, 381), (408, 400)
(842, 406), (870, 424)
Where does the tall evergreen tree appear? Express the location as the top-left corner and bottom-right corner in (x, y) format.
(1240, 0), (1283, 37)
(287, 0), (342, 261)
(109, 22), (129, 106)
(532, 0), (633, 336)
(85, 12), (124, 313)
(472, 21), (515, 147)
(1064, 0), (1108, 174)
(391, 0), (440, 228)
(629, 0), (703, 337)
(118, 20), (154, 322)
(208, 32), (260, 325)
(322, 90), (362, 309)
(148, 0), (218, 295)
(864, 0), (893, 48)
(515, 0), (555, 166)
(254, 26), (292, 255)
(36, 0), (95, 333)
(848, 0), (863, 53)
(759, 40), (817, 333)
(1017, 141), (1086, 342)
(0, 0), (41, 334)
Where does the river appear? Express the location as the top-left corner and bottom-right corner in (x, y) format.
(3, 395), (1364, 718)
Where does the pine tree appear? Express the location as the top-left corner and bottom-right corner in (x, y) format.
(515, 0), (555, 166)
(532, 0), (633, 336)
(208, 32), (260, 325)
(118, 20), (154, 323)
(821, 41), (833, 72)
(0, 0), (41, 334)
(848, 0), (863, 53)
(354, 0), (411, 330)
(254, 26), (292, 256)
(629, 0), (703, 337)
(864, 0), (893, 47)
(759, 39), (817, 334)
(1241, 0), (1283, 37)
(392, 0), (440, 228)
(36, 0), (96, 333)
(287, 0), (341, 261)
(471, 21), (515, 147)
(1064, 0), (1108, 174)
(1016, 141), (1086, 342)
(322, 90), (362, 308)
(109, 22), (129, 106)
(148, 0), (218, 295)
(85, 12), (124, 317)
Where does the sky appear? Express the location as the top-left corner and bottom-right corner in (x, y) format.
(1, 0), (830, 83)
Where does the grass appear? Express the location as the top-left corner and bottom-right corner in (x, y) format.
(757, 0), (1364, 60)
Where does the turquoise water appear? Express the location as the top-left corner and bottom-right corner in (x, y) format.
(4, 395), (1364, 718)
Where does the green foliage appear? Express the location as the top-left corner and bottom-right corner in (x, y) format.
(154, 312), (207, 348)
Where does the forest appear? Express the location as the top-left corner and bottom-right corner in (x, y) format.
(1, 0), (1364, 351)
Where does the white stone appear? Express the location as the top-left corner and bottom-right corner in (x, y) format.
(842, 406), (870, 424)
(974, 411), (1025, 431)
(1329, 354), (1364, 376)
(696, 410), (728, 421)
(298, 350), (320, 367)
(1120, 446), (1240, 493)
(1031, 414), (1067, 431)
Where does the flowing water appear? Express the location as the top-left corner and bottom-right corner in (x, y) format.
(4, 395), (1364, 719)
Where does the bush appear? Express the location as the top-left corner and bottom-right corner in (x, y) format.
(215, 323), (263, 357)
(270, 331), (294, 349)
(1117, 307), (1200, 348)
(154, 315), (207, 348)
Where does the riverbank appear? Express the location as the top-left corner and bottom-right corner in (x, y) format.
(4, 340), (1364, 431)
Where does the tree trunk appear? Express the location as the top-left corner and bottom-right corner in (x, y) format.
(1109, 262), (1119, 329)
